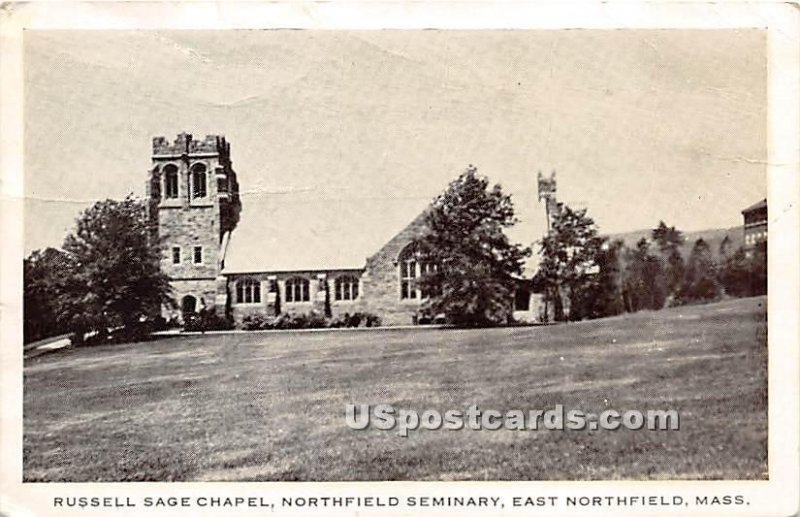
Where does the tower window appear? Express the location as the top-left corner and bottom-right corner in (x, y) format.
(171, 247), (181, 265)
(285, 277), (310, 303)
(164, 164), (179, 199)
(334, 275), (359, 301)
(236, 278), (261, 304)
(192, 163), (207, 199)
(193, 246), (203, 264)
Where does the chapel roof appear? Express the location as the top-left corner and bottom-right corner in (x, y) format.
(222, 194), (432, 274)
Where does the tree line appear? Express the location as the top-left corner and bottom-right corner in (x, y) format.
(533, 203), (767, 323)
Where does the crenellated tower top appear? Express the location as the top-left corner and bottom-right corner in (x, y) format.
(152, 133), (231, 158)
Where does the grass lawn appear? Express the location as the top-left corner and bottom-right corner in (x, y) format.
(23, 296), (767, 481)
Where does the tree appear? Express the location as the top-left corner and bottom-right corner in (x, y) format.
(719, 241), (766, 298)
(416, 165), (530, 326)
(622, 238), (666, 312)
(59, 196), (173, 343)
(681, 238), (720, 302)
(749, 240), (768, 296)
(23, 247), (73, 343)
(718, 235), (732, 260)
(651, 221), (685, 300)
(583, 238), (626, 319)
(533, 202), (606, 321)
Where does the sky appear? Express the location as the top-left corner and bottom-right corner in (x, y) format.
(24, 29), (766, 255)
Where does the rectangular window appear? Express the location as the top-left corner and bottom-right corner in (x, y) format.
(419, 262), (440, 299)
(193, 246), (202, 264)
(286, 278), (310, 303)
(400, 260), (417, 299)
(334, 276), (359, 301)
(172, 247), (180, 265)
(236, 279), (261, 304)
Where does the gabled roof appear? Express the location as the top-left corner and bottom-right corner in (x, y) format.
(742, 198), (767, 214)
(222, 194), (432, 274)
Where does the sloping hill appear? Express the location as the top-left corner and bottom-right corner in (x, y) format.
(605, 226), (744, 257)
(24, 297), (766, 481)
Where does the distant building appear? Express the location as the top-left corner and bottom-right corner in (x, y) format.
(742, 198), (767, 248)
(146, 133), (541, 326)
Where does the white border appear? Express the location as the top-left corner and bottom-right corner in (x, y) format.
(1, 2), (798, 516)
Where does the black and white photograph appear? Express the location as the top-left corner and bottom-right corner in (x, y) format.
(1, 2), (799, 516)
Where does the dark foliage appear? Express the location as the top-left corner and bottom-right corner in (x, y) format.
(417, 165), (531, 327)
(23, 247), (72, 343)
(652, 221), (686, 299)
(681, 238), (721, 302)
(534, 202), (606, 321)
(23, 196), (174, 346)
(719, 240), (766, 297)
(572, 239), (626, 320)
(240, 311), (381, 331)
(184, 309), (234, 332)
(622, 238), (667, 312)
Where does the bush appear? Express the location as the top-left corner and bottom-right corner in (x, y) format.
(238, 311), (382, 331)
(184, 310), (233, 332)
(241, 314), (272, 331)
(345, 312), (363, 328)
(306, 311), (328, 329)
(328, 315), (347, 328)
(365, 313), (382, 327)
(415, 309), (445, 325)
(272, 313), (293, 330)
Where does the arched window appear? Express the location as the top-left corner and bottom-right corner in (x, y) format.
(164, 164), (179, 199)
(285, 277), (310, 303)
(399, 242), (438, 300)
(236, 278), (261, 304)
(191, 163), (207, 198)
(334, 275), (359, 301)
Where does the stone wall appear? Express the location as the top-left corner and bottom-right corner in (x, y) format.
(228, 269), (366, 325)
(224, 206), (435, 326)
(153, 133), (227, 156)
(151, 133), (240, 319)
(164, 278), (219, 321)
(358, 212), (429, 325)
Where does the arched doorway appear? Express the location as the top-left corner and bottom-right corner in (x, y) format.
(181, 295), (197, 320)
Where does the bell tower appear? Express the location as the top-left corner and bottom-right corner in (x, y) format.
(146, 133), (241, 321)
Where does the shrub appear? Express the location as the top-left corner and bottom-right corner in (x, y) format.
(365, 313), (382, 327)
(272, 313), (293, 330)
(184, 310), (233, 332)
(287, 313), (309, 329)
(238, 310), (382, 331)
(328, 315), (347, 328)
(241, 314), (272, 331)
(306, 311), (328, 329)
(345, 312), (363, 328)
(414, 309), (444, 326)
